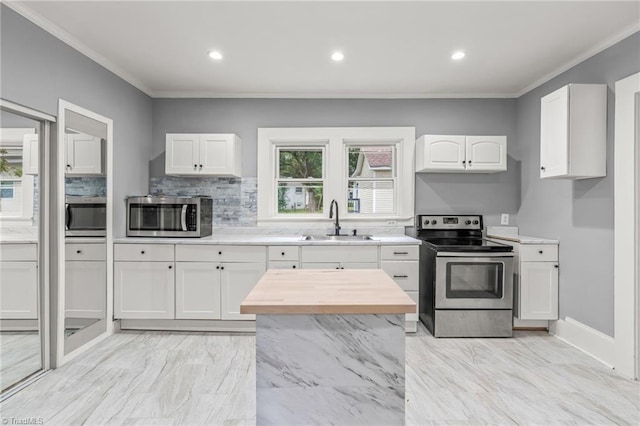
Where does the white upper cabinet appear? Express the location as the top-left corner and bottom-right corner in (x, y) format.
(22, 134), (39, 175)
(416, 135), (506, 173)
(165, 133), (242, 177)
(66, 133), (103, 175)
(540, 84), (607, 179)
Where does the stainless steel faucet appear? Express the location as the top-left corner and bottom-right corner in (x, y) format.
(329, 199), (341, 236)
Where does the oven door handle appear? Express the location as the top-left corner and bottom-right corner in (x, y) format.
(436, 251), (514, 258)
(181, 205), (188, 231)
(65, 204), (72, 230)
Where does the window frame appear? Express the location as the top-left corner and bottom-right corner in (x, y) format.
(275, 145), (327, 217)
(0, 128), (36, 223)
(257, 127), (415, 227)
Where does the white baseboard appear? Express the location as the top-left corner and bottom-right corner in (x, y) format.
(513, 318), (549, 328)
(549, 317), (615, 368)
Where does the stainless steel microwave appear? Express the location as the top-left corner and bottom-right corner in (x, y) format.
(66, 196), (107, 237)
(126, 196), (213, 238)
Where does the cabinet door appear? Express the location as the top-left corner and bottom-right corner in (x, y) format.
(175, 262), (221, 320)
(540, 86), (569, 178)
(519, 262), (558, 320)
(421, 135), (466, 171)
(114, 262), (175, 319)
(66, 134), (102, 175)
(0, 262), (38, 319)
(301, 262), (340, 269)
(200, 134), (237, 176)
(465, 136), (507, 172)
(22, 134), (39, 175)
(65, 261), (106, 319)
(220, 262), (266, 320)
(165, 134), (200, 175)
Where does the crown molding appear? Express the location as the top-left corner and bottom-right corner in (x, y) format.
(515, 22), (640, 97)
(151, 91), (518, 99)
(4, 1), (154, 97)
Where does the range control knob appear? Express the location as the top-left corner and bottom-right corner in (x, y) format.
(465, 220), (472, 225)
(473, 220), (479, 225)
(431, 220), (437, 225)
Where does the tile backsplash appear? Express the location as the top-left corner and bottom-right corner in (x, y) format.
(65, 177), (106, 197)
(150, 177), (257, 227)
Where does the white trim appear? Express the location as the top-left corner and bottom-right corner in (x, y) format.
(55, 99), (114, 367)
(3, 2), (153, 97)
(0, 100), (55, 123)
(614, 72), (640, 379)
(516, 22), (640, 97)
(257, 127), (415, 226)
(152, 91), (519, 99)
(549, 317), (615, 368)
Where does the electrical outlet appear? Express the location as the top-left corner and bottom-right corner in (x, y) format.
(501, 214), (509, 225)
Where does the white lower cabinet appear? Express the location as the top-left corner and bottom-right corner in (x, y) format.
(221, 262), (266, 321)
(519, 261), (559, 320)
(175, 262), (221, 320)
(0, 261), (38, 320)
(301, 262), (377, 269)
(268, 261), (299, 270)
(114, 261), (175, 319)
(65, 261), (106, 319)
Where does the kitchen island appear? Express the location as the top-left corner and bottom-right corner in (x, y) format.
(241, 269), (416, 425)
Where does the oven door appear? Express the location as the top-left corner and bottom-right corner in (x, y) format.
(434, 252), (514, 310)
(128, 202), (191, 236)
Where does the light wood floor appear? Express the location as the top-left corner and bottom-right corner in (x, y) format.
(0, 332), (41, 391)
(1, 324), (638, 425)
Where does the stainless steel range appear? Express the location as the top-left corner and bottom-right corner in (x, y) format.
(417, 215), (514, 337)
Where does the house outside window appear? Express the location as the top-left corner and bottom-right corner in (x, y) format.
(257, 127), (415, 227)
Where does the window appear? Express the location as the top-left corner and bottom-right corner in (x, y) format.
(277, 148), (324, 214)
(257, 127), (415, 226)
(0, 128), (36, 222)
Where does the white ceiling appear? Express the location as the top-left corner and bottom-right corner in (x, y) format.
(7, 1), (640, 98)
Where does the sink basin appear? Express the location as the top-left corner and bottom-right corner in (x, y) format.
(300, 235), (375, 241)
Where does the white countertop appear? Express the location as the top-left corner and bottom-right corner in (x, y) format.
(114, 235), (420, 246)
(0, 227), (38, 243)
(485, 226), (559, 244)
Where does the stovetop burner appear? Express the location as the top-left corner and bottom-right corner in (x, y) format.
(416, 214), (513, 253)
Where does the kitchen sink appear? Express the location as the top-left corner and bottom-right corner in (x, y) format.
(300, 235), (376, 241)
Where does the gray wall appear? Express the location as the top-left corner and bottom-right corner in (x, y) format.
(152, 98), (519, 227)
(516, 32), (640, 336)
(0, 5), (153, 237)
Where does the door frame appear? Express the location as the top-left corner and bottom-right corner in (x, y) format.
(0, 98), (56, 397)
(614, 72), (640, 379)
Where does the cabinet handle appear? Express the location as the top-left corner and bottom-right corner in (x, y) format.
(541, 166), (546, 171)
(141, 250), (145, 254)
(539, 250), (543, 254)
(393, 251), (408, 255)
(66, 164), (71, 169)
(216, 266), (220, 270)
(218, 251), (222, 255)
(199, 164), (203, 169)
(168, 265), (172, 269)
(194, 164), (197, 168)
(220, 266), (224, 270)
(340, 266), (344, 270)
(281, 252), (285, 256)
(336, 266), (340, 269)
(292, 265), (296, 269)
(468, 160), (472, 165)
(393, 275), (408, 278)
(462, 160), (466, 164)
(554, 264), (559, 268)
(76, 250), (82, 254)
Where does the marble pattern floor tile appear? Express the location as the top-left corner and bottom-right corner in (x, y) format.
(0, 326), (638, 425)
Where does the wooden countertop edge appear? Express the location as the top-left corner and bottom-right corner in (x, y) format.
(240, 303), (416, 315)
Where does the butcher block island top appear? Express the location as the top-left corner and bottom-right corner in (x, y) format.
(240, 269), (416, 315)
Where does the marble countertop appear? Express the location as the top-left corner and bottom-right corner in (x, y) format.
(0, 227), (38, 243)
(486, 233), (559, 245)
(240, 269), (416, 315)
(114, 235), (420, 246)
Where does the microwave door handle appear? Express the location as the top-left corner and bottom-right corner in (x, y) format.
(65, 204), (72, 230)
(181, 205), (188, 231)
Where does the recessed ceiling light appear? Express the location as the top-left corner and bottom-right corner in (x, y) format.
(451, 51), (466, 60)
(208, 50), (223, 60)
(331, 51), (345, 62)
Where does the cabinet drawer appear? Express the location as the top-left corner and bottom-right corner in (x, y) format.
(176, 245), (266, 263)
(520, 245), (558, 262)
(114, 244), (174, 262)
(268, 246), (299, 261)
(301, 246), (378, 263)
(380, 245), (419, 261)
(381, 261), (419, 291)
(66, 243), (106, 261)
(406, 291), (419, 321)
(268, 261), (299, 270)
(0, 244), (37, 261)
